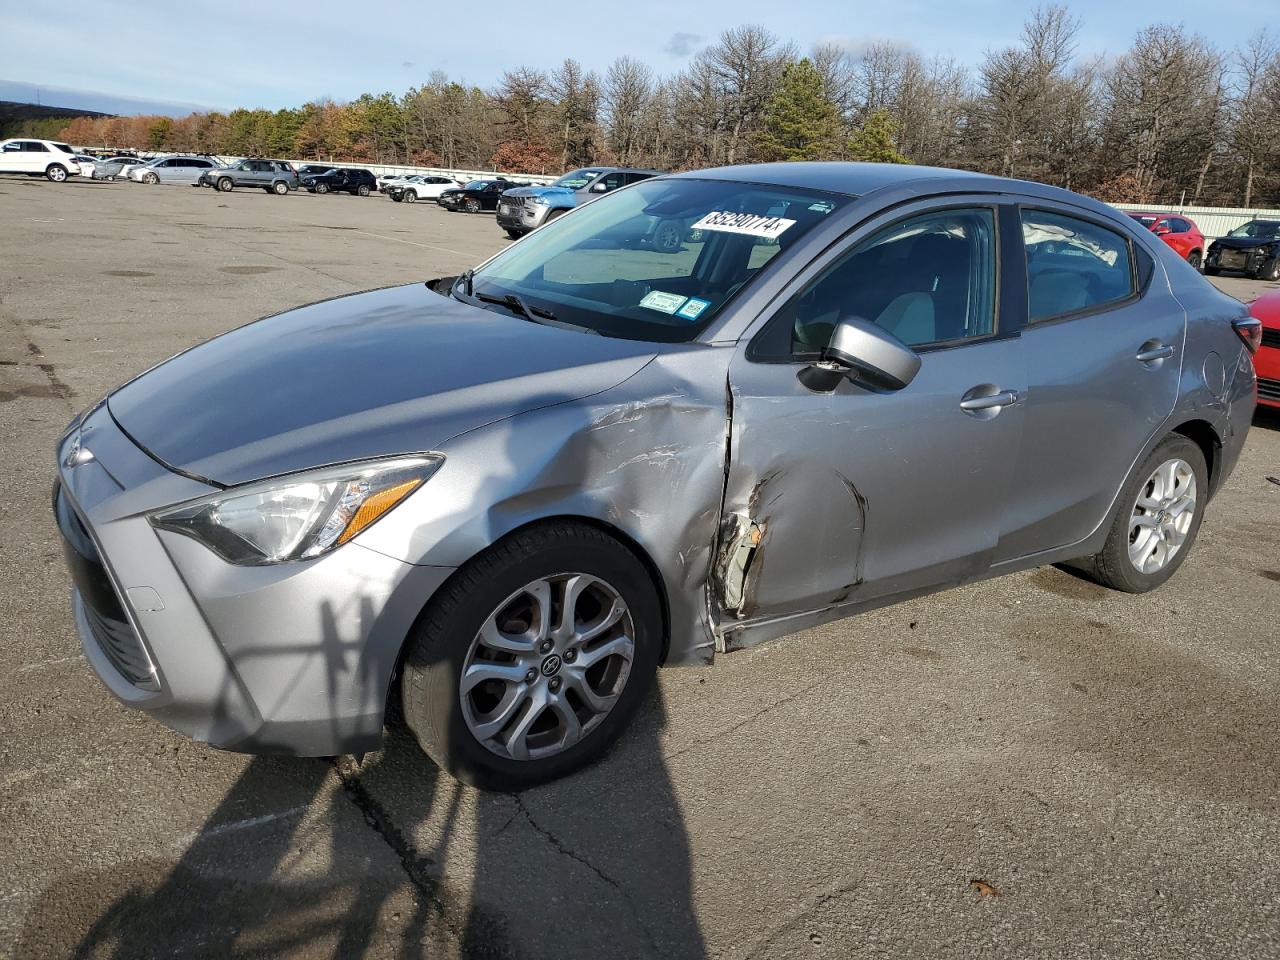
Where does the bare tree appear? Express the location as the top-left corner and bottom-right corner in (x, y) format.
(700, 25), (795, 164)
(1230, 31), (1280, 206)
(603, 57), (655, 165)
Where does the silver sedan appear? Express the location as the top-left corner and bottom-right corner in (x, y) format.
(55, 163), (1258, 790)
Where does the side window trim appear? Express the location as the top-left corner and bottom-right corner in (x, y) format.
(746, 199), (1009, 364)
(1017, 203), (1145, 327)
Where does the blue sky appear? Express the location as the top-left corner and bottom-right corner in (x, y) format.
(2, 0), (1274, 115)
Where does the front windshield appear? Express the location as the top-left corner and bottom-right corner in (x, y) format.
(465, 177), (847, 342)
(1228, 221), (1280, 239)
(1127, 214), (1157, 228)
(553, 168), (604, 190)
(463, 180), (492, 190)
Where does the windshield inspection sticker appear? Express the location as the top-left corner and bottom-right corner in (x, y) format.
(639, 290), (689, 315)
(676, 297), (711, 320)
(691, 210), (797, 240)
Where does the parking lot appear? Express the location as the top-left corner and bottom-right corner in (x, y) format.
(2, 176), (1279, 960)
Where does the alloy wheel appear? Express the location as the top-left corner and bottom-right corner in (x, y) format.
(1128, 458), (1197, 574)
(460, 574), (635, 761)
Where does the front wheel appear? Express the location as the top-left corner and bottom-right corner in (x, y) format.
(356, 184), (371, 197)
(46, 164), (68, 182)
(1088, 434), (1207, 593)
(142, 172), (159, 185)
(652, 218), (684, 253)
(1204, 265), (1221, 276)
(217, 177), (233, 192)
(403, 190), (417, 203)
(464, 198), (481, 214)
(316, 182), (329, 194)
(401, 522), (662, 790)
(1256, 258), (1280, 282)
(505, 229), (524, 240)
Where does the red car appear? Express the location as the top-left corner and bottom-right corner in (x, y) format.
(1126, 212), (1206, 270)
(1248, 290), (1280, 408)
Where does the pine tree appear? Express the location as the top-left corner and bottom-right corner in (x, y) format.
(754, 59), (841, 162)
(848, 109), (911, 164)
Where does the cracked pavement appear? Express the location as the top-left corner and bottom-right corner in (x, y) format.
(2, 178), (1279, 959)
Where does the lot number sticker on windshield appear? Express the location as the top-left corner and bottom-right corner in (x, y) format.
(639, 290), (688, 314)
(691, 211), (797, 240)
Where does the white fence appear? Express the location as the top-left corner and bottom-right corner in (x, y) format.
(1110, 202), (1280, 243)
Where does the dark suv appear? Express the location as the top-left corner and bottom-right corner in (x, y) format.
(438, 179), (520, 212)
(301, 167), (377, 196)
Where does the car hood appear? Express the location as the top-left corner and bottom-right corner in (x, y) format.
(505, 185), (575, 200)
(1211, 236), (1280, 250)
(107, 283), (658, 486)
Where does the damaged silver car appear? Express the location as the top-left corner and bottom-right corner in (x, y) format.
(54, 163), (1259, 788)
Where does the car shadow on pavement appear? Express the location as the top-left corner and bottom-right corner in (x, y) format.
(17, 677), (703, 960)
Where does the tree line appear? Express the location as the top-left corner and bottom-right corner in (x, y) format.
(57, 8), (1280, 207)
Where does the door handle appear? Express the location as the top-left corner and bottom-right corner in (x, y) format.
(959, 389), (1022, 412)
(1136, 342), (1175, 363)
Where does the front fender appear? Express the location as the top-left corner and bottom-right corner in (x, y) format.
(354, 344), (735, 665)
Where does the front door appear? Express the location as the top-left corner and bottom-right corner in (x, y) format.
(994, 205), (1185, 561)
(720, 202), (1026, 624)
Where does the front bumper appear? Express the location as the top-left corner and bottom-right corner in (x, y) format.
(1207, 246), (1273, 274)
(53, 405), (454, 755)
(1255, 339), (1280, 408)
(496, 200), (553, 232)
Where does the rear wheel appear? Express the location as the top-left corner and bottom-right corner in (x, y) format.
(217, 177), (233, 192)
(357, 184), (371, 197)
(45, 164), (68, 182)
(272, 180), (289, 195)
(1186, 250), (1202, 271)
(401, 522), (662, 790)
(1089, 434), (1207, 593)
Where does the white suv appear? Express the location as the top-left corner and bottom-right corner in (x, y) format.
(0, 139), (81, 181)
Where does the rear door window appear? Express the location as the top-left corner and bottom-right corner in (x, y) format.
(1021, 209), (1135, 323)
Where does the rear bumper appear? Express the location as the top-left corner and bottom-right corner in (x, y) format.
(53, 405), (454, 756)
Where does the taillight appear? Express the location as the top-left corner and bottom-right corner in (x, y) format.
(1234, 317), (1263, 354)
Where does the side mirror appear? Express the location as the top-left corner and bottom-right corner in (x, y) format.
(807, 316), (921, 392)
(590, 181), (610, 193)
(1153, 226), (1171, 236)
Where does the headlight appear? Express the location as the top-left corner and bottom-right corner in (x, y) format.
(528, 196), (548, 206)
(150, 455), (443, 565)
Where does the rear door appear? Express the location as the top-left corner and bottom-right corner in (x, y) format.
(993, 204), (1184, 561)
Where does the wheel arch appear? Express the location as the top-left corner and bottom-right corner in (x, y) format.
(1170, 418), (1222, 494)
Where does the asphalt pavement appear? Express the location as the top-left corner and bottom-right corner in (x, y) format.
(1, 176), (1278, 960)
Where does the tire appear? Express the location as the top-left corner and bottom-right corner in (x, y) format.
(403, 190), (417, 203)
(1089, 433), (1208, 594)
(544, 209), (565, 224)
(464, 198), (481, 214)
(505, 229), (524, 240)
(1204, 266), (1220, 276)
(1186, 251), (1202, 271)
(272, 180), (289, 195)
(357, 184), (371, 197)
(142, 172), (159, 185)
(401, 521), (663, 790)
(45, 164), (68, 182)
(316, 182), (329, 194)
(391, 194), (403, 202)
(652, 218), (684, 253)
(1257, 258), (1280, 282)
(217, 177), (233, 192)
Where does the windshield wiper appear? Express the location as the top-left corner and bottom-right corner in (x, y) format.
(474, 290), (558, 324)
